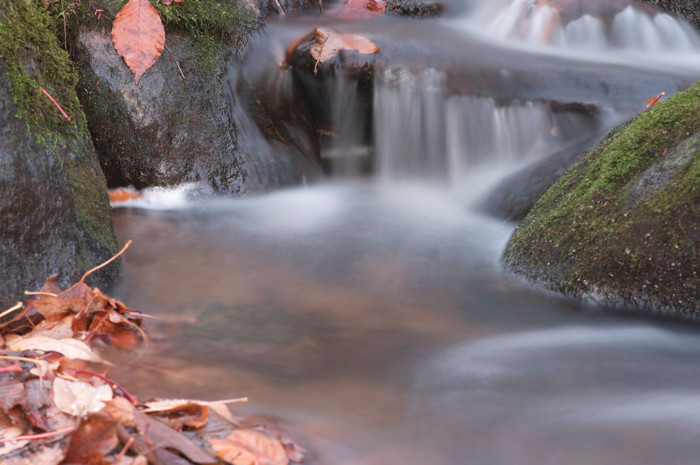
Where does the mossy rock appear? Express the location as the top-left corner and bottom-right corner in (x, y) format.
(504, 81), (700, 316)
(70, 0), (321, 193)
(0, 0), (118, 309)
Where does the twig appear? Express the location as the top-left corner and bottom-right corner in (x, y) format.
(0, 426), (75, 444)
(165, 44), (186, 80)
(0, 302), (23, 319)
(62, 0), (67, 50)
(75, 369), (139, 405)
(0, 364), (22, 373)
(0, 355), (48, 367)
(40, 87), (71, 121)
(24, 291), (59, 297)
(113, 437), (135, 465)
(60, 240), (132, 297)
(274, 0), (285, 15)
(76, 294), (98, 319)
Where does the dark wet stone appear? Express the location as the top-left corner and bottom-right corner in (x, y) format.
(386, 0), (443, 18)
(641, 0), (700, 30)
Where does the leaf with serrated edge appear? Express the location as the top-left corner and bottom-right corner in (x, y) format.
(112, 0), (165, 84)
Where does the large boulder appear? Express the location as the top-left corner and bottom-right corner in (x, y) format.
(71, 0), (322, 194)
(503, 81), (700, 316)
(0, 0), (118, 309)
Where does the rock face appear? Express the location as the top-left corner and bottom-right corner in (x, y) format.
(0, 0), (118, 309)
(72, 4), (322, 194)
(641, 0), (700, 30)
(504, 82), (700, 316)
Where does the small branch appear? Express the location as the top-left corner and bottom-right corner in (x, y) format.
(0, 302), (23, 319)
(0, 426), (75, 444)
(60, 240), (132, 297)
(274, 0), (285, 15)
(24, 291), (59, 297)
(40, 87), (71, 121)
(62, 0), (67, 50)
(113, 437), (135, 465)
(0, 364), (22, 373)
(75, 369), (139, 405)
(165, 44), (186, 80)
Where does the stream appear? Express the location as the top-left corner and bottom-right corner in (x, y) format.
(111, 1), (700, 464)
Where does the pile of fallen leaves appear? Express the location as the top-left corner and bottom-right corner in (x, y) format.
(0, 242), (306, 465)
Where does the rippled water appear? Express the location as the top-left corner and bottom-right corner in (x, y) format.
(110, 1), (700, 464)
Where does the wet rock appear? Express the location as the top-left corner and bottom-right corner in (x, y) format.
(0, 0), (118, 309)
(481, 129), (606, 222)
(503, 82), (700, 316)
(640, 0), (700, 30)
(72, 2), (321, 194)
(386, 0), (443, 18)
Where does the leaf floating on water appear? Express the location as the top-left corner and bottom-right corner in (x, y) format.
(645, 91), (665, 109)
(109, 188), (143, 203)
(112, 0), (165, 84)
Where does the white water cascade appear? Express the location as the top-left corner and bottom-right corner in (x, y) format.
(466, 0), (700, 53)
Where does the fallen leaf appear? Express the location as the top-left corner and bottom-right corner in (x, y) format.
(145, 402), (209, 430)
(53, 378), (113, 417)
(108, 188), (143, 203)
(209, 429), (289, 465)
(342, 0), (386, 16)
(61, 413), (118, 465)
(104, 397), (215, 464)
(646, 91), (665, 109)
(0, 380), (26, 411)
(310, 27), (379, 71)
(112, 0), (165, 84)
(2, 445), (64, 465)
(9, 336), (108, 364)
(30, 297), (85, 321)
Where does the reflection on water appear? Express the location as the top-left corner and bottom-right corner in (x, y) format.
(112, 182), (700, 465)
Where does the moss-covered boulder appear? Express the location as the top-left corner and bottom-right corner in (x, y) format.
(71, 0), (322, 194)
(504, 82), (700, 316)
(0, 0), (118, 309)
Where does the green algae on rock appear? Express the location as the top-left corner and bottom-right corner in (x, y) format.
(0, 0), (118, 309)
(504, 82), (700, 316)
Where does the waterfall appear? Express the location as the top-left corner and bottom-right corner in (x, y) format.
(466, 0), (700, 54)
(373, 67), (606, 182)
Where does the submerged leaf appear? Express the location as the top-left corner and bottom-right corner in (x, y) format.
(112, 0), (165, 84)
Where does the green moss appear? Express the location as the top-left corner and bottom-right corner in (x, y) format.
(505, 82), (700, 313)
(0, 0), (87, 148)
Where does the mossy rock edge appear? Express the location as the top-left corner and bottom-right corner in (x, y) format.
(0, 0), (119, 309)
(504, 81), (700, 317)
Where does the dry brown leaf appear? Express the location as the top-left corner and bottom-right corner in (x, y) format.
(145, 402), (209, 430)
(112, 0), (165, 84)
(103, 397), (215, 464)
(61, 413), (118, 465)
(310, 27), (379, 70)
(0, 380), (26, 411)
(8, 336), (108, 364)
(209, 429), (288, 465)
(53, 378), (113, 417)
(30, 297), (85, 321)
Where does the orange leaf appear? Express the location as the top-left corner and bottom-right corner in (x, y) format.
(209, 429), (288, 465)
(645, 91), (665, 109)
(342, 0), (385, 17)
(112, 0), (165, 84)
(109, 188), (143, 203)
(310, 27), (379, 69)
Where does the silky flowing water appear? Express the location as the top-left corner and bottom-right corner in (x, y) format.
(111, 1), (700, 464)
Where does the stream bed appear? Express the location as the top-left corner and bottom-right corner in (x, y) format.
(110, 1), (700, 464)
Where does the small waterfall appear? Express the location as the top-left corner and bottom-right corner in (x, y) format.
(468, 0), (700, 53)
(373, 67), (603, 182)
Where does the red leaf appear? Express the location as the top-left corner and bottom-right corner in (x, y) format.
(645, 91), (665, 109)
(112, 0), (165, 84)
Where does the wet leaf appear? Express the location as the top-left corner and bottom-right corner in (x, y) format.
(342, 0), (386, 16)
(30, 297), (85, 321)
(61, 413), (118, 465)
(53, 378), (113, 417)
(209, 428), (288, 465)
(2, 445), (64, 465)
(8, 336), (108, 364)
(112, 0), (165, 84)
(310, 27), (379, 70)
(108, 188), (143, 203)
(0, 380), (26, 411)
